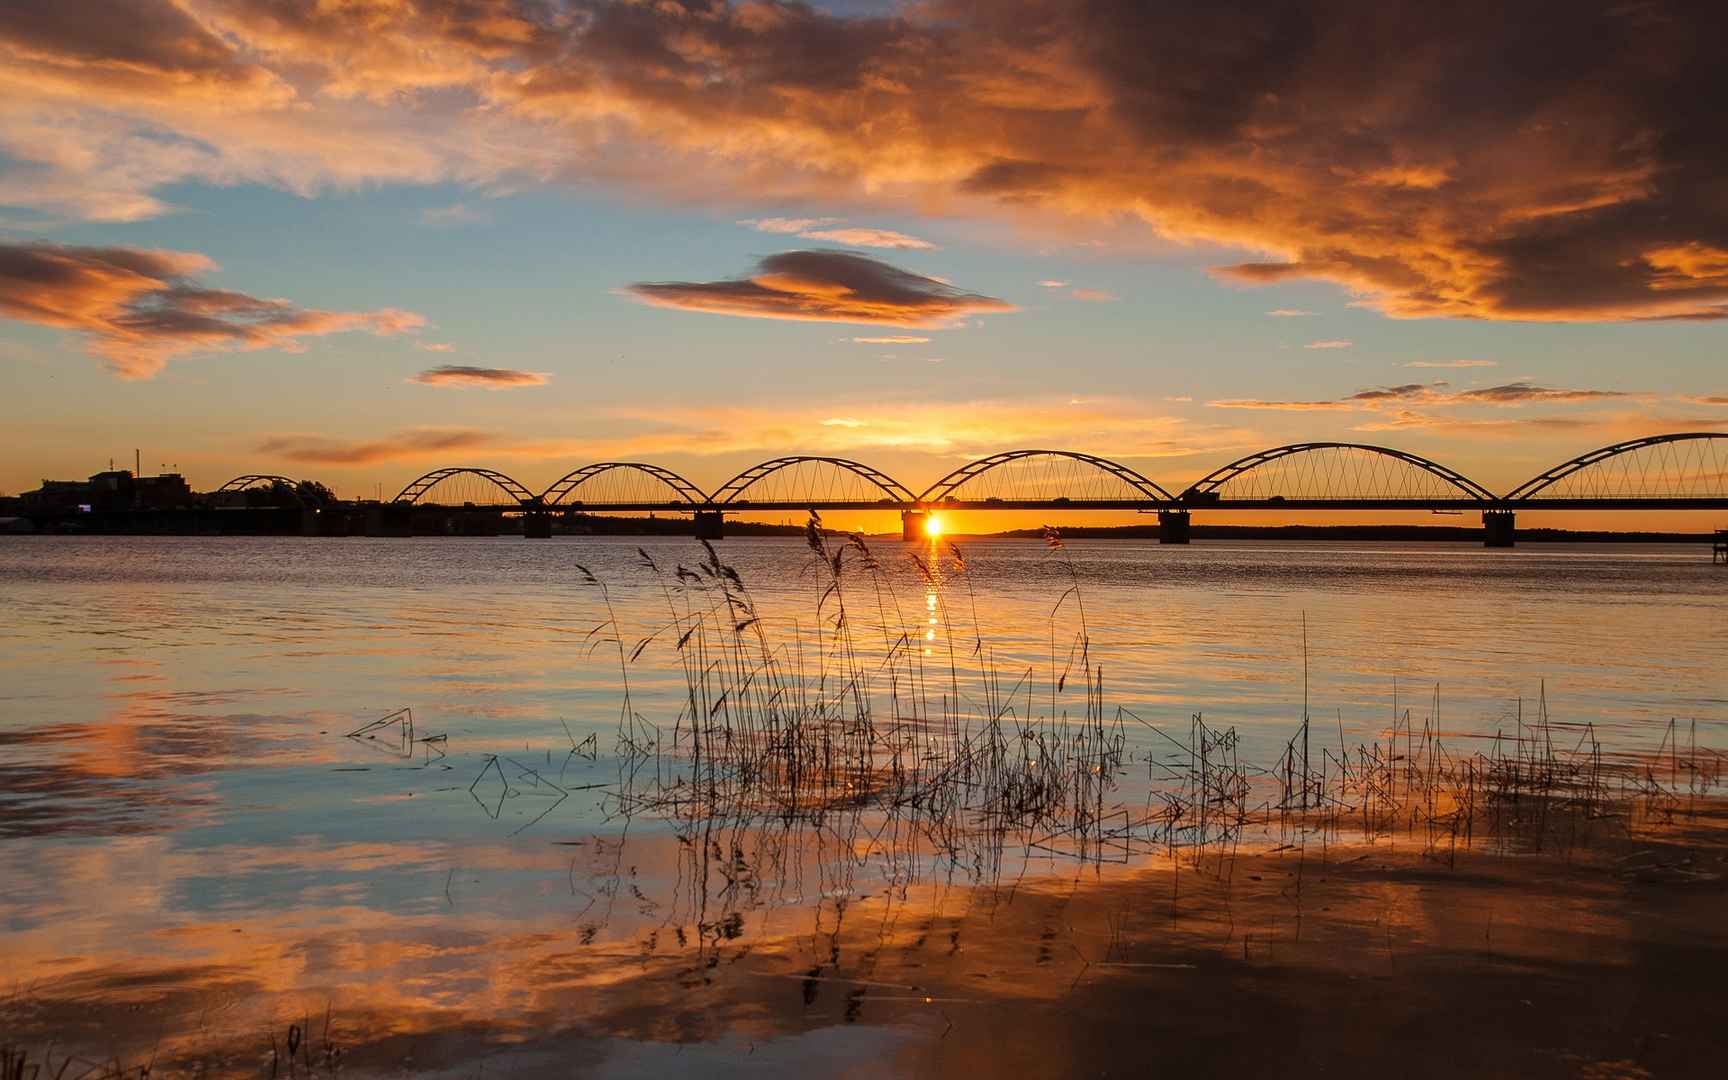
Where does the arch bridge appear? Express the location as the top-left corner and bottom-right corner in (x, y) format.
(215, 474), (301, 494)
(334, 433), (1726, 544)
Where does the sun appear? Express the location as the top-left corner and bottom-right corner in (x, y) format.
(925, 513), (944, 538)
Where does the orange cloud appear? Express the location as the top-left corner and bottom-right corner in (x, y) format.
(1453, 384), (1635, 405)
(0, 241), (422, 378)
(799, 226), (935, 250)
(1643, 243), (1728, 291)
(738, 217), (841, 234)
(258, 428), (491, 465)
(1211, 382), (1637, 412)
(4, 2), (1725, 323)
(1209, 398), (1356, 412)
(1354, 411), (1726, 438)
(626, 250), (1013, 328)
(410, 365), (548, 389)
(740, 218), (935, 249)
(291, 398), (1259, 481)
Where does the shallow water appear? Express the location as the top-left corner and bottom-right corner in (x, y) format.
(1, 535), (1725, 1075)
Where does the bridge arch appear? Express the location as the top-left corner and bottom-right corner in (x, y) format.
(918, 450), (1175, 503)
(711, 457), (916, 505)
(393, 467), (534, 505)
(1182, 443), (1495, 503)
(215, 474), (299, 493)
(540, 462), (705, 506)
(1506, 433), (1728, 501)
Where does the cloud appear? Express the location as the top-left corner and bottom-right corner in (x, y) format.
(410, 365), (548, 389)
(1681, 395), (1728, 406)
(5, 2), (1726, 323)
(1209, 381), (1637, 412)
(1304, 340), (1353, 350)
(0, 241), (422, 378)
(1453, 384), (1632, 405)
(258, 428), (491, 465)
(1404, 359), (1497, 369)
(1038, 280), (1069, 289)
(254, 398), (1258, 474)
(421, 203), (490, 227)
(575, 398), (1262, 463)
(1070, 288), (1118, 302)
(1209, 398), (1357, 412)
(741, 218), (934, 249)
(739, 217), (841, 234)
(798, 226), (935, 250)
(1351, 410), (1725, 438)
(850, 335), (930, 344)
(1266, 309), (1314, 317)
(625, 250), (1014, 328)
(1642, 243), (1728, 290)
(1349, 411), (1602, 435)
(415, 341), (455, 352)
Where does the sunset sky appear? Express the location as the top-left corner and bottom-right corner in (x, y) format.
(2, 0), (1724, 522)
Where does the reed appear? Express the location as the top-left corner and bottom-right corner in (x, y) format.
(548, 524), (1724, 883)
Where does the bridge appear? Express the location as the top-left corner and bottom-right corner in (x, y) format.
(222, 433), (1728, 546)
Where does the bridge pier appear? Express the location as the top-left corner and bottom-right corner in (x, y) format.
(694, 510), (724, 540)
(902, 510), (929, 541)
(455, 510), (501, 537)
(522, 508), (552, 539)
(1483, 509), (1515, 548)
(1158, 509), (1192, 544)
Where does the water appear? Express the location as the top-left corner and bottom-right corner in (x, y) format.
(1, 536), (1725, 1075)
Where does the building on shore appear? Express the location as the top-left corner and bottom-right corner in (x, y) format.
(20, 470), (194, 516)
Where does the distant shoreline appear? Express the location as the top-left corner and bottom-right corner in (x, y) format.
(970, 523), (1724, 543)
(6, 512), (1722, 543)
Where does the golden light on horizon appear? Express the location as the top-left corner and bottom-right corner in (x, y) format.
(925, 513), (944, 538)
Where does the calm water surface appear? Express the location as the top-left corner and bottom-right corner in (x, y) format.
(2, 535), (1725, 1074)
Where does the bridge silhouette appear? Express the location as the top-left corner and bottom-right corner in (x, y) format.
(227, 433), (1728, 545)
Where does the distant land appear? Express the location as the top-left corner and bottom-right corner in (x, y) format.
(4, 508), (1721, 543)
(976, 523), (1721, 543)
(564, 514), (1720, 543)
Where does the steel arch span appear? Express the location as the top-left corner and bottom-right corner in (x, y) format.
(215, 474), (299, 493)
(393, 467), (535, 505)
(1182, 443), (1496, 504)
(919, 450), (1176, 504)
(1506, 433), (1728, 502)
(710, 456), (917, 506)
(540, 462), (705, 506)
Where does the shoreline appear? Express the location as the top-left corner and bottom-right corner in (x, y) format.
(7, 519), (1724, 543)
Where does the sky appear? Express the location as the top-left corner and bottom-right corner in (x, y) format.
(1, 0), (1724, 528)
